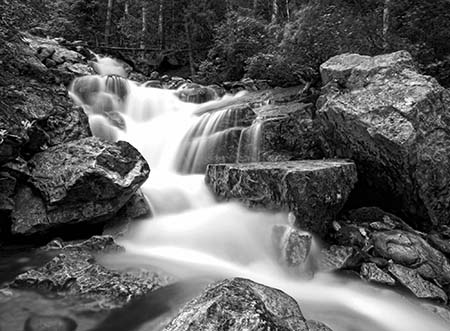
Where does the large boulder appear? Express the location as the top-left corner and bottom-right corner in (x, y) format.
(205, 160), (357, 233)
(163, 277), (324, 331)
(10, 137), (150, 235)
(318, 51), (450, 229)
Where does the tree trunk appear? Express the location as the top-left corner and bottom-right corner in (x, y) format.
(124, 0), (129, 15)
(271, 0), (278, 24)
(185, 22), (195, 77)
(253, 0), (258, 17)
(383, 0), (391, 50)
(158, 0), (165, 50)
(105, 0), (114, 46)
(285, 0), (290, 21)
(141, 4), (147, 49)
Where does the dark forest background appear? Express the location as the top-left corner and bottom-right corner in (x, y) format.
(7, 0), (450, 86)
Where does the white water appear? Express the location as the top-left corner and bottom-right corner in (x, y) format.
(70, 61), (450, 331)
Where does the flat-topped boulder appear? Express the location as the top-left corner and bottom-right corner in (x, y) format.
(317, 51), (450, 229)
(11, 137), (150, 235)
(205, 160), (357, 233)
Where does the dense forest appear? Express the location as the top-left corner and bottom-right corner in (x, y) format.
(10, 0), (450, 87)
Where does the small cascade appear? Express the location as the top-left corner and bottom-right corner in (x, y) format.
(175, 105), (255, 173)
(236, 118), (263, 163)
(92, 55), (127, 77)
(104, 75), (129, 101)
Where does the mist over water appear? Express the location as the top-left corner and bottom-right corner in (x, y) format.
(70, 59), (450, 331)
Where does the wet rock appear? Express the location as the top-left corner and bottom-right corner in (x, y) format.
(330, 220), (370, 249)
(272, 224), (312, 275)
(103, 190), (151, 238)
(166, 77), (186, 90)
(318, 51), (450, 229)
(306, 320), (334, 331)
(149, 71), (159, 80)
(318, 245), (360, 272)
(0, 172), (16, 214)
(205, 160), (357, 233)
(176, 83), (218, 104)
(332, 207), (418, 251)
(207, 84), (226, 97)
(372, 230), (450, 285)
(256, 102), (326, 162)
(24, 314), (77, 331)
(142, 80), (162, 88)
(427, 232), (450, 256)
(44, 235), (124, 253)
(360, 262), (395, 286)
(163, 277), (310, 331)
(387, 264), (448, 303)
(11, 137), (150, 235)
(12, 236), (171, 311)
(347, 207), (411, 230)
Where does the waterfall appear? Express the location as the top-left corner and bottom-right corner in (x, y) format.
(69, 60), (450, 331)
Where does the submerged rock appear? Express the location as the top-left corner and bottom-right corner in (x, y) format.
(306, 320), (334, 331)
(272, 224), (312, 267)
(12, 236), (172, 311)
(205, 160), (357, 233)
(24, 314), (77, 331)
(11, 137), (150, 235)
(318, 51), (450, 229)
(103, 189), (151, 238)
(272, 224), (314, 277)
(164, 277), (310, 331)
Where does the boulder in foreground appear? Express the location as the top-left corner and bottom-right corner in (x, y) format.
(318, 50), (450, 229)
(205, 160), (357, 233)
(11, 137), (150, 235)
(164, 277), (330, 331)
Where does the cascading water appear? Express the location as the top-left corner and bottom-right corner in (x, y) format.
(70, 59), (450, 331)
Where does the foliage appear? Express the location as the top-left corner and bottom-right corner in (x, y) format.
(198, 12), (271, 82)
(11, 0), (450, 86)
(245, 53), (305, 87)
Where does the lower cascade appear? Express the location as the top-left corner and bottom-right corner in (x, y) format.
(65, 63), (450, 331)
